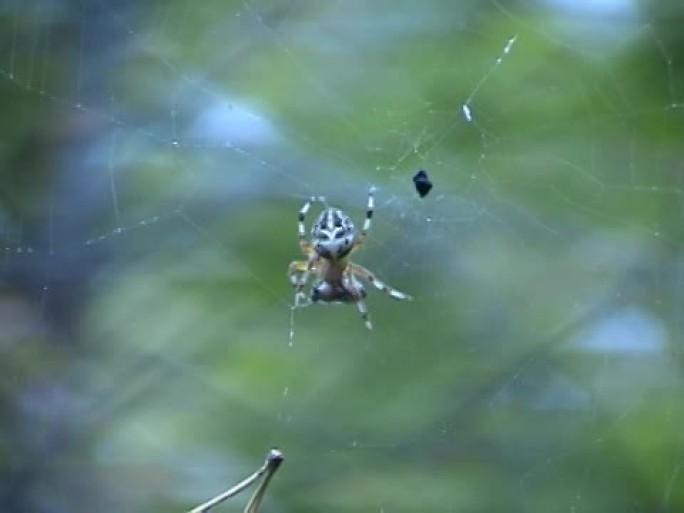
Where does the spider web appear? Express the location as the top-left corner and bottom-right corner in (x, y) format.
(1, 1), (684, 512)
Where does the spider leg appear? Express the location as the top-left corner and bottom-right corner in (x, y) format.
(348, 262), (412, 300)
(351, 186), (375, 253)
(341, 269), (373, 330)
(356, 297), (373, 330)
(292, 255), (318, 307)
(298, 196), (316, 253)
(299, 240), (313, 256)
(287, 260), (309, 286)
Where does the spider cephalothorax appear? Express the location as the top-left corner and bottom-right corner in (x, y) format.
(287, 187), (411, 330)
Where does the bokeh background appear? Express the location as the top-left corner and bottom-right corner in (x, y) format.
(2, 0), (684, 512)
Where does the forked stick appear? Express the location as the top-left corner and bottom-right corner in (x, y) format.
(188, 448), (284, 513)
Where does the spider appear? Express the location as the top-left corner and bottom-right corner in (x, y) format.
(287, 187), (412, 330)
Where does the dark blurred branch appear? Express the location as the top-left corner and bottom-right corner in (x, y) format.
(188, 448), (283, 513)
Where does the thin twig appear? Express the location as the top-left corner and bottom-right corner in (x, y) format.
(188, 448), (284, 513)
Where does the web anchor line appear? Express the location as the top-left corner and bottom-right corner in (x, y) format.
(462, 35), (518, 123)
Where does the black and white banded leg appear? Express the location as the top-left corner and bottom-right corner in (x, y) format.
(297, 196), (315, 251)
(288, 260), (314, 307)
(293, 258), (317, 307)
(353, 186), (375, 249)
(355, 297), (372, 330)
(349, 262), (412, 301)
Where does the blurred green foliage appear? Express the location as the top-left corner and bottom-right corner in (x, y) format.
(1, 1), (684, 512)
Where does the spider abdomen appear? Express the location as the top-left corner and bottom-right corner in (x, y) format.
(311, 208), (355, 259)
(311, 279), (366, 303)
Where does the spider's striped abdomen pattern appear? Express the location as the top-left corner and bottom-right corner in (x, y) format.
(311, 208), (355, 259)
